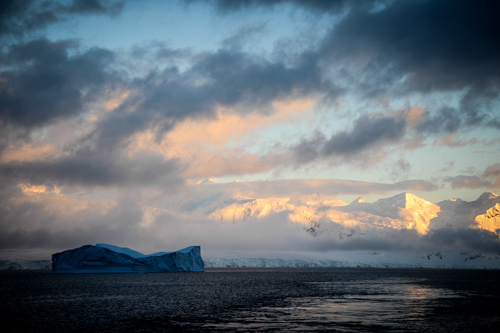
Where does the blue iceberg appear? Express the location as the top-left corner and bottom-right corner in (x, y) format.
(51, 244), (204, 273)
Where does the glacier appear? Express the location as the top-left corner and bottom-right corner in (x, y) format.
(51, 244), (204, 273)
(0, 259), (51, 270)
(203, 251), (500, 269)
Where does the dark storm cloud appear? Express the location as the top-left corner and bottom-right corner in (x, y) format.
(187, 0), (378, 12)
(0, 125), (30, 157)
(321, 0), (500, 93)
(422, 228), (500, 253)
(185, 0), (390, 13)
(319, 0), (500, 131)
(196, 0), (500, 98)
(0, 37), (124, 182)
(415, 107), (462, 134)
(0, 0), (124, 38)
(308, 228), (500, 253)
(0, 150), (183, 188)
(194, 50), (327, 106)
(220, 22), (268, 51)
(449, 176), (489, 190)
(64, 0), (124, 15)
(0, 38), (117, 129)
(309, 229), (420, 252)
(416, 94), (498, 135)
(293, 113), (406, 162)
(153, 47), (192, 62)
(321, 113), (406, 155)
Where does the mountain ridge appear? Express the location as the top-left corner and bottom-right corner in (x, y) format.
(204, 191), (500, 236)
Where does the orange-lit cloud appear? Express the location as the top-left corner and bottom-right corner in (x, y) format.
(8, 187), (119, 231)
(126, 97), (315, 177)
(17, 183), (60, 196)
(104, 92), (130, 111)
(1, 144), (56, 163)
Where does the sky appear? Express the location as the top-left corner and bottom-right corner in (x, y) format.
(0, 0), (499, 254)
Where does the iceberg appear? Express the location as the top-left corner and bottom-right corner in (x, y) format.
(51, 244), (204, 273)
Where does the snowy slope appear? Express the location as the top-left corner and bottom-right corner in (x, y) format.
(209, 197), (317, 225)
(472, 202), (500, 233)
(430, 192), (500, 229)
(328, 192), (439, 234)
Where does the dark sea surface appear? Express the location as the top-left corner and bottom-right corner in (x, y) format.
(1, 268), (499, 332)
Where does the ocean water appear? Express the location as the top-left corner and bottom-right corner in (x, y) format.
(1, 268), (499, 332)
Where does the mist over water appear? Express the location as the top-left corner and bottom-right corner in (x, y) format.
(1, 268), (499, 332)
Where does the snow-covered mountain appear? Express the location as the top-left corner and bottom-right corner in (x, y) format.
(203, 191), (500, 236)
(430, 192), (500, 230)
(472, 202), (500, 233)
(209, 197), (317, 225)
(328, 192), (439, 234)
